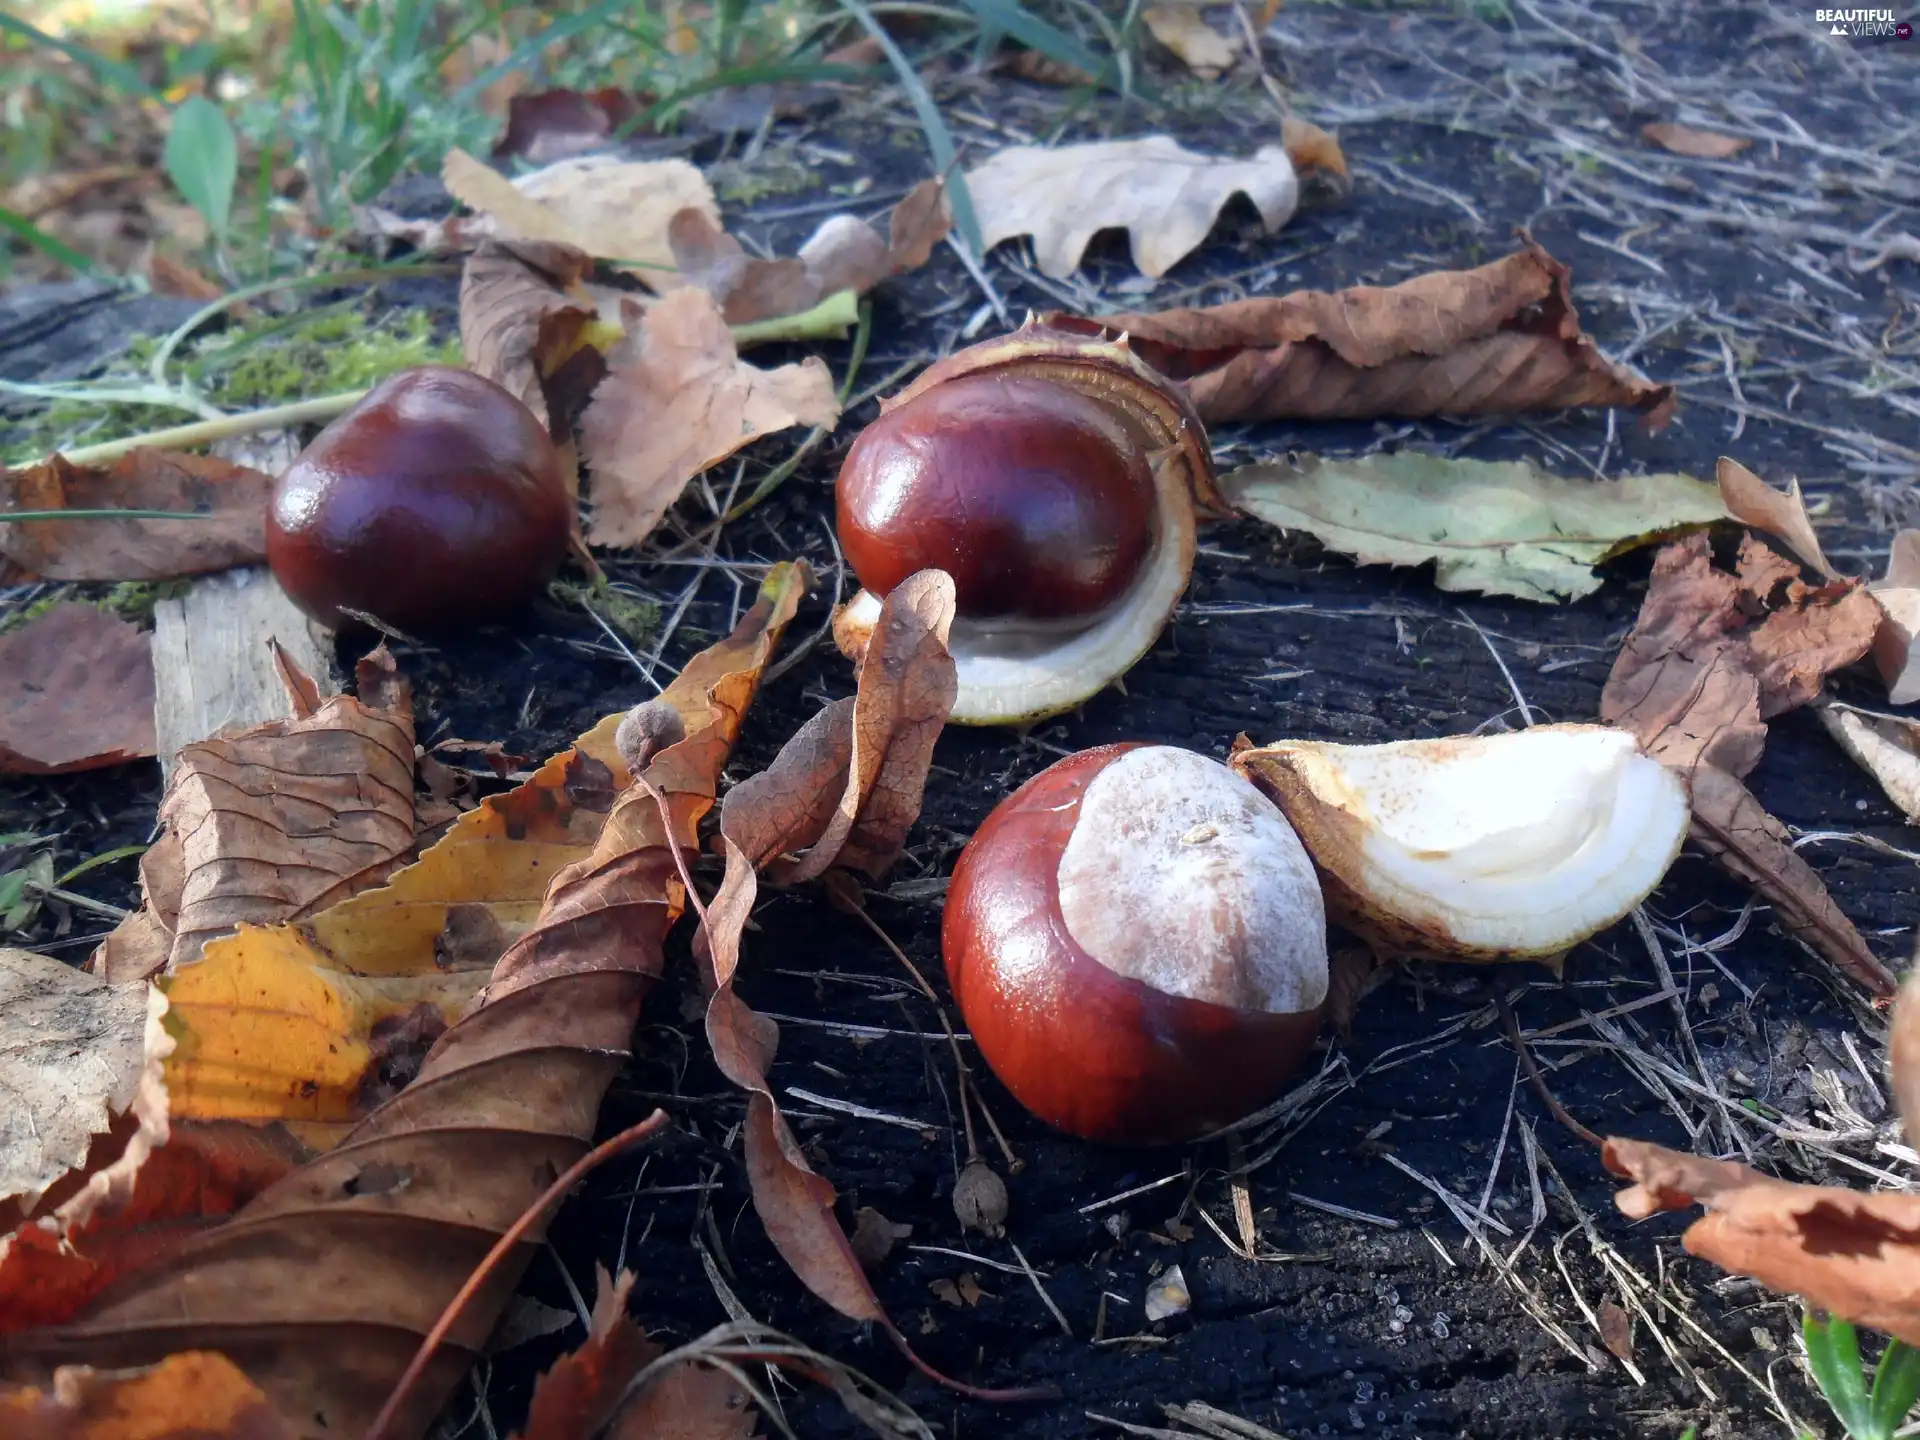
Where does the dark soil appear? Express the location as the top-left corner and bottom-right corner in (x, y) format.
(5, 3), (1918, 1438)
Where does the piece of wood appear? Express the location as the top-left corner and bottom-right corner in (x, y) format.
(150, 566), (338, 781)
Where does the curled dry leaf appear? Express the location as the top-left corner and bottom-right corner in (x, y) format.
(1, 451), (271, 582)
(669, 179), (950, 326)
(1049, 238), (1675, 427)
(1221, 452), (1725, 604)
(967, 135), (1297, 279)
(0, 604), (155, 775)
(1869, 530), (1920, 704)
(1142, 5), (1240, 76)
(1715, 457), (1841, 581)
(695, 572), (1016, 1395)
(0, 950), (148, 1216)
(443, 147), (719, 282)
(1816, 701), (1920, 823)
(0, 566), (807, 1438)
(458, 238), (605, 438)
(1279, 114), (1349, 181)
(578, 288), (841, 547)
(1642, 122), (1752, 159)
(1604, 1133), (1920, 1344)
(1602, 530), (1893, 996)
(0, 1350), (296, 1440)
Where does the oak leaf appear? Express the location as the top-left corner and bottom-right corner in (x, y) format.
(1221, 452), (1726, 604)
(0, 565), (808, 1437)
(0, 604), (154, 775)
(1048, 238), (1675, 426)
(578, 289), (841, 547)
(966, 135), (1297, 278)
(1, 451), (271, 581)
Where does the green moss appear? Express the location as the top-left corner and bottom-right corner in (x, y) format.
(7, 306), (461, 466)
(548, 576), (660, 648)
(0, 579), (193, 636)
(709, 154), (818, 206)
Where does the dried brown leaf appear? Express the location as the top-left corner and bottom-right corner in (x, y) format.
(518, 1268), (658, 1440)
(1596, 1300), (1634, 1363)
(1048, 238), (1675, 426)
(1869, 530), (1920, 704)
(1, 452), (271, 581)
(0, 567), (808, 1438)
(1143, 5), (1240, 76)
(612, 1357), (760, 1440)
(1686, 762), (1896, 997)
(578, 289), (841, 548)
(668, 210), (816, 325)
(0, 604), (154, 774)
(458, 238), (602, 436)
(967, 135), (1297, 279)
(1642, 122), (1752, 159)
(1603, 1135), (1920, 1343)
(1601, 532), (1880, 777)
(0, 1350), (297, 1440)
(849, 1207), (913, 1269)
(148, 646), (416, 970)
(1279, 114), (1348, 179)
(1716, 457), (1841, 580)
(493, 89), (646, 166)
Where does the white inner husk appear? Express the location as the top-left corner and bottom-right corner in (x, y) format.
(1055, 746), (1329, 1012)
(1280, 725), (1687, 953)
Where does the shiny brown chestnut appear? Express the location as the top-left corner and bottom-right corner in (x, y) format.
(833, 322), (1218, 727)
(943, 742), (1329, 1147)
(267, 366), (572, 632)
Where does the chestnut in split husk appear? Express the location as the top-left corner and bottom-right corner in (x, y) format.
(834, 322), (1218, 726)
(943, 743), (1329, 1146)
(267, 366), (572, 633)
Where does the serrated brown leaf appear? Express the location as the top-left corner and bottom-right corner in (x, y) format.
(1601, 532), (1880, 777)
(517, 1268), (658, 1440)
(1046, 238), (1675, 427)
(1, 451), (271, 581)
(458, 238), (602, 437)
(0, 604), (154, 775)
(695, 571), (959, 1371)
(0, 1350), (297, 1440)
(577, 289), (840, 548)
(1604, 1127), (1920, 1344)
(0, 566), (808, 1439)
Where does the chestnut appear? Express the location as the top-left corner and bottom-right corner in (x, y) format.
(266, 366), (572, 632)
(943, 742), (1329, 1146)
(833, 322), (1218, 727)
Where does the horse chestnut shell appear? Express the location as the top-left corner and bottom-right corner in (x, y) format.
(944, 742), (1329, 1146)
(266, 366), (571, 632)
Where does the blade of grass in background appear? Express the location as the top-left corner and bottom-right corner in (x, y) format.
(453, 0), (644, 110)
(0, 11), (157, 99)
(957, 0), (1127, 93)
(0, 205), (100, 277)
(839, 0), (985, 258)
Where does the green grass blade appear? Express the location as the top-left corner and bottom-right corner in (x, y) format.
(637, 60), (879, 131)
(838, 0), (984, 258)
(0, 12), (157, 98)
(0, 205), (99, 276)
(1, 511), (222, 521)
(454, 0), (640, 107)
(164, 95), (239, 242)
(955, 0), (1119, 91)
(57, 846), (148, 887)
(1870, 1340), (1920, 1435)
(1805, 1313), (1877, 1439)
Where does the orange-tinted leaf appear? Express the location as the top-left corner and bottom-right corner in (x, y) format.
(1048, 239), (1675, 427)
(578, 289), (840, 547)
(0, 1351), (296, 1440)
(1, 452), (271, 581)
(2, 564), (808, 1439)
(0, 604), (154, 774)
(518, 1268), (658, 1440)
(1642, 122), (1752, 159)
(1604, 1134), (1920, 1344)
(1142, 5), (1239, 77)
(1280, 114), (1348, 179)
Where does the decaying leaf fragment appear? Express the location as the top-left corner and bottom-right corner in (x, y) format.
(966, 135), (1297, 279)
(1, 451), (271, 581)
(1604, 972), (1920, 1343)
(1142, 5), (1240, 76)
(458, 237), (605, 437)
(578, 288), (841, 547)
(1049, 238), (1676, 427)
(1715, 457), (1841, 581)
(1220, 452), (1726, 604)
(1868, 529), (1920, 704)
(1, 566), (808, 1438)
(1816, 702), (1920, 823)
(0, 1350), (296, 1440)
(0, 604), (155, 775)
(1602, 531), (1894, 997)
(697, 572), (975, 1380)
(669, 179), (950, 326)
